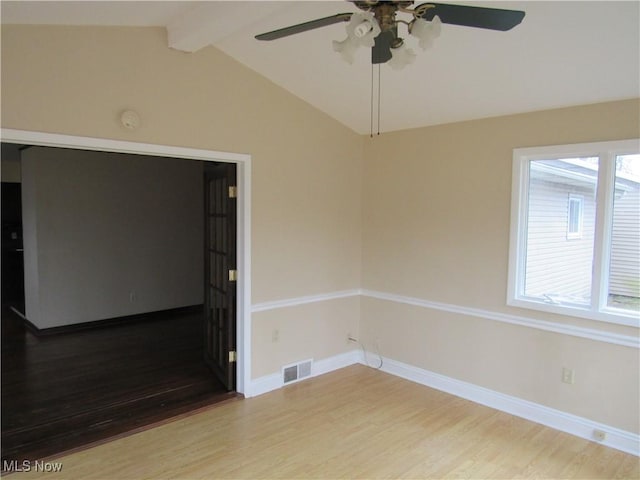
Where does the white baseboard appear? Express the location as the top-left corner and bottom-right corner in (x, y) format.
(247, 372), (281, 398)
(378, 355), (639, 456)
(314, 350), (362, 376)
(247, 349), (361, 398)
(245, 349), (638, 456)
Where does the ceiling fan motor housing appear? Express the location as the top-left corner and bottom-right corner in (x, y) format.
(354, 1), (419, 49)
(355, 1), (413, 32)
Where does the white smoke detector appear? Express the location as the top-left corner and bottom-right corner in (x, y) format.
(120, 110), (140, 130)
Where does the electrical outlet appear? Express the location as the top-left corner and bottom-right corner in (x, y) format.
(272, 329), (279, 343)
(129, 291), (136, 303)
(561, 367), (575, 384)
(593, 429), (606, 441)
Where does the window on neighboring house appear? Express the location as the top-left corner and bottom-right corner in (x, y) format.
(567, 194), (584, 239)
(508, 139), (640, 326)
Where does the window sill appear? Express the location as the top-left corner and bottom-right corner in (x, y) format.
(508, 297), (640, 328)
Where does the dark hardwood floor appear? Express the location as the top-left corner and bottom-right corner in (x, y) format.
(1, 306), (236, 465)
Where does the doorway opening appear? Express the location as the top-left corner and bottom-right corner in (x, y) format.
(0, 131), (251, 463)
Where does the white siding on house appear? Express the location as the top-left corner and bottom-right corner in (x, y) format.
(524, 157), (640, 310)
(524, 161), (597, 303)
(609, 185), (640, 299)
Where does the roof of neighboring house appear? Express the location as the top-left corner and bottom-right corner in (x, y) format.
(533, 158), (640, 191)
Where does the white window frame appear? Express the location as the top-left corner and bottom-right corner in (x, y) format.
(566, 194), (584, 239)
(508, 138), (640, 327)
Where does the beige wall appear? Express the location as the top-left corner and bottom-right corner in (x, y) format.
(1, 25), (363, 376)
(252, 297), (360, 378)
(361, 99), (640, 432)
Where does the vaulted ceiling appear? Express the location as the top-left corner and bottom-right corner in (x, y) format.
(2, 1), (639, 134)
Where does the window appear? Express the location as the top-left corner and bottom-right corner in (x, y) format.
(508, 139), (640, 326)
(567, 194), (584, 239)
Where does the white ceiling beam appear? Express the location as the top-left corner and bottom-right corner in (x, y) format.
(167, 2), (288, 53)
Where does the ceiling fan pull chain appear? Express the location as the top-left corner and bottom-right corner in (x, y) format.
(377, 64), (381, 136)
(370, 63), (374, 138)
(370, 64), (381, 137)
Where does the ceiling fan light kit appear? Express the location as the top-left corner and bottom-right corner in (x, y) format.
(256, 1), (525, 69)
(256, 1), (525, 135)
(335, 9), (436, 68)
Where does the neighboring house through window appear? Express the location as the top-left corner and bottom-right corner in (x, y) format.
(508, 139), (640, 326)
(567, 194), (584, 239)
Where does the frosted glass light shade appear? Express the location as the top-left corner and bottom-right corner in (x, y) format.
(345, 12), (380, 47)
(333, 12), (381, 64)
(410, 15), (441, 50)
(332, 37), (360, 64)
(388, 44), (417, 70)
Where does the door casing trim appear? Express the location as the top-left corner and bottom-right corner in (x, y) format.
(0, 128), (252, 395)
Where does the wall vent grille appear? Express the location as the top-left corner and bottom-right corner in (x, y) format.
(282, 359), (313, 385)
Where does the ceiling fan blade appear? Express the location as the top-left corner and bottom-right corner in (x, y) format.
(255, 13), (353, 41)
(419, 3), (525, 31)
(372, 30), (395, 64)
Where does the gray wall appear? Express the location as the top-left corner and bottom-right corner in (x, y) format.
(21, 147), (204, 329)
(1, 143), (22, 182)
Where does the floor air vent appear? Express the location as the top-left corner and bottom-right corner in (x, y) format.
(282, 359), (313, 385)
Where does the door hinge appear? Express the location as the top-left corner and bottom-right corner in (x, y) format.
(228, 269), (238, 282)
(228, 186), (237, 199)
(229, 350), (237, 363)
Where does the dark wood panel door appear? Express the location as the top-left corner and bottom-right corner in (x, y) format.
(203, 164), (237, 391)
(1, 182), (25, 313)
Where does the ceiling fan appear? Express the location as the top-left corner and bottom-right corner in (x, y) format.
(256, 1), (526, 68)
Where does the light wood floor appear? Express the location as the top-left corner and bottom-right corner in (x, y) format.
(8, 365), (639, 479)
